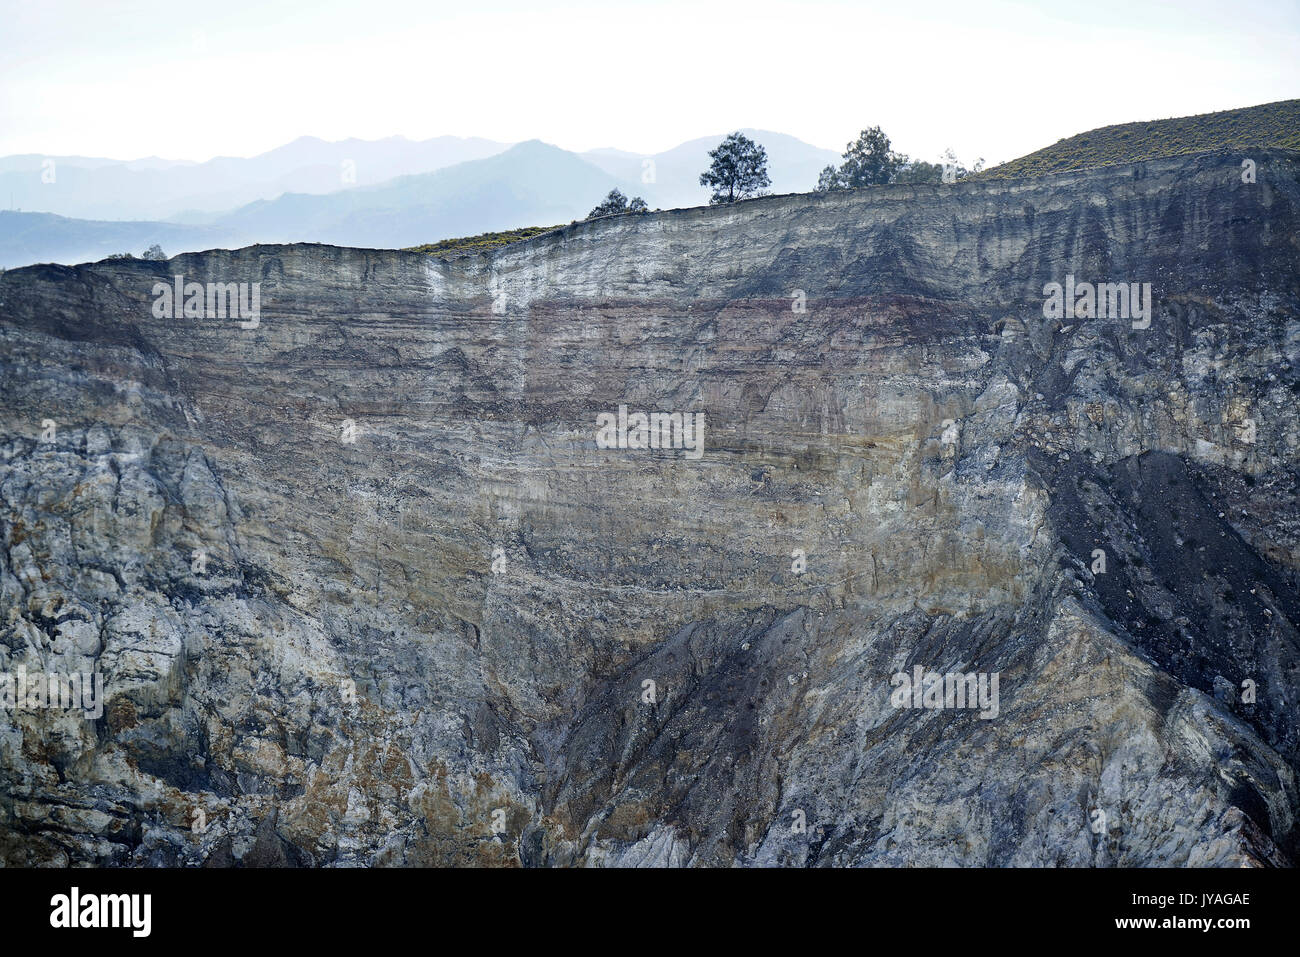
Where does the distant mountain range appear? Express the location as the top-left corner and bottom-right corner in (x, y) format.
(208, 140), (635, 249)
(0, 210), (236, 272)
(0, 130), (839, 268)
(0, 135), (512, 221)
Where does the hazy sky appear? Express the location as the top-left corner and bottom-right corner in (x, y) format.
(2, 0), (1297, 165)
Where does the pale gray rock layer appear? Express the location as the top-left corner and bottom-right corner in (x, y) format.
(1, 149), (1298, 866)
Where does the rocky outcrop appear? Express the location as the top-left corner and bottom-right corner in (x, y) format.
(1, 149), (1298, 866)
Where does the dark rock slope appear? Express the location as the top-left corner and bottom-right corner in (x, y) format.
(1, 149), (1298, 866)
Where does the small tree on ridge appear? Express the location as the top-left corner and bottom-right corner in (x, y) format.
(587, 189), (649, 219)
(699, 132), (770, 204)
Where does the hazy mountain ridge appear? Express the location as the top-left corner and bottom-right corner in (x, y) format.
(0, 135), (513, 222)
(207, 141), (640, 248)
(0, 211), (239, 274)
(0, 132), (839, 268)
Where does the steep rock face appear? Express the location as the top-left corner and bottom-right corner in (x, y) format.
(1, 149), (1298, 866)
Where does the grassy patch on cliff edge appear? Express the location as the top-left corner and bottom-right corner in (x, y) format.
(973, 99), (1300, 181)
(405, 224), (562, 258)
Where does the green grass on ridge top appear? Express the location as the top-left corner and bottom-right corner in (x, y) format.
(405, 225), (563, 258)
(974, 99), (1300, 181)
